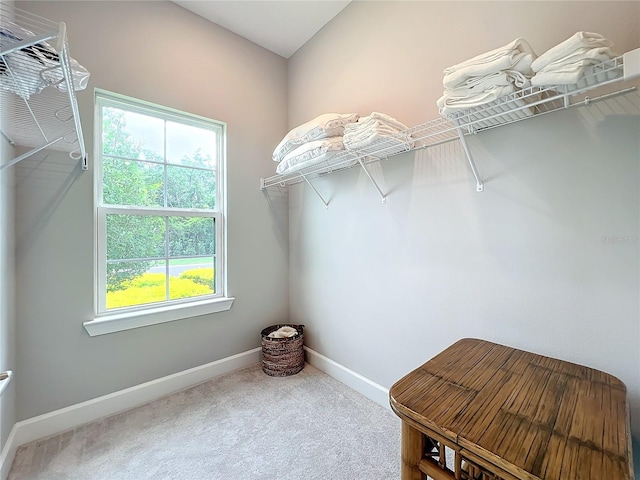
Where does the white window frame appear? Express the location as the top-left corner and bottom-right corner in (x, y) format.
(84, 90), (233, 337)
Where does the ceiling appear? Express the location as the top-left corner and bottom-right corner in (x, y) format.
(172, 1), (351, 59)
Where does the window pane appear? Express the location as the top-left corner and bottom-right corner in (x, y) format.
(97, 93), (225, 315)
(166, 121), (217, 168)
(168, 217), (215, 257)
(103, 157), (164, 207)
(166, 165), (216, 209)
(106, 264), (167, 309)
(106, 214), (165, 261)
(102, 107), (164, 161)
(169, 257), (215, 299)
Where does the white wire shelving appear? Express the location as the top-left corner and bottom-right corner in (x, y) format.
(260, 48), (640, 206)
(0, 4), (88, 171)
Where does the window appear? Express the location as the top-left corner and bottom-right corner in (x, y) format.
(87, 91), (232, 336)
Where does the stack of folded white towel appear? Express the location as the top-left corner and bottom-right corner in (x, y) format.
(343, 112), (412, 153)
(437, 37), (537, 122)
(531, 32), (618, 91)
(272, 112), (359, 175)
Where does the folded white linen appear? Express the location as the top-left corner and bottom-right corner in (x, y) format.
(443, 38), (536, 89)
(531, 56), (613, 86)
(272, 112), (359, 162)
(343, 121), (407, 144)
(531, 31), (613, 72)
(465, 69), (530, 88)
(349, 111), (409, 132)
(537, 47), (614, 73)
(437, 84), (516, 115)
(341, 112), (412, 152)
(344, 119), (406, 137)
(344, 129), (413, 152)
(276, 136), (349, 174)
(444, 52), (534, 89)
(445, 70), (531, 98)
(444, 37), (536, 75)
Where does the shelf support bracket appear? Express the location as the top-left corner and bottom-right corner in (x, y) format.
(1, 135), (65, 171)
(454, 121), (484, 192)
(301, 174), (329, 209)
(358, 158), (386, 203)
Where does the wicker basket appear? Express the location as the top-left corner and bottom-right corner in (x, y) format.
(260, 324), (305, 377)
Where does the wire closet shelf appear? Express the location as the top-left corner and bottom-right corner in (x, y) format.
(260, 48), (640, 196)
(0, 4), (88, 171)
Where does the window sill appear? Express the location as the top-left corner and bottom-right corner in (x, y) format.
(84, 297), (235, 336)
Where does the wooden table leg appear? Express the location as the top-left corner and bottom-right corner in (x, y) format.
(401, 421), (426, 480)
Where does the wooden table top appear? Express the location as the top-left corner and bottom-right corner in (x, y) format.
(389, 338), (634, 480)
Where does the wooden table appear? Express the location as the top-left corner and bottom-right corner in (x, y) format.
(389, 338), (634, 480)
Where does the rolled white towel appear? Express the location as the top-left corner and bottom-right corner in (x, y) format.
(531, 31), (613, 72)
(277, 326), (297, 337)
(268, 326), (298, 338)
(268, 331), (287, 338)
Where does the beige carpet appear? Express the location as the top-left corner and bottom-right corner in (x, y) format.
(9, 364), (401, 479)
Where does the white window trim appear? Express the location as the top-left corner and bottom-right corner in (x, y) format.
(83, 296), (235, 336)
(86, 89), (233, 336)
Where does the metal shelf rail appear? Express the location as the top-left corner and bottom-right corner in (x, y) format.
(0, 4), (88, 171)
(261, 48), (640, 206)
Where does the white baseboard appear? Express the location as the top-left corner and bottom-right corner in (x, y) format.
(0, 347), (261, 480)
(0, 425), (18, 480)
(304, 347), (390, 411)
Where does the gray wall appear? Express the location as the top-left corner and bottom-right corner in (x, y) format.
(14, 1), (289, 420)
(1, 127), (16, 453)
(287, 1), (640, 436)
(0, 0), (16, 453)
